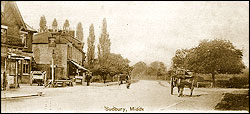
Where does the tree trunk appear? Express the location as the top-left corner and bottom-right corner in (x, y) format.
(211, 73), (215, 88)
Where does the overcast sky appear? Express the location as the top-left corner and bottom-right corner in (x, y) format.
(16, 1), (249, 68)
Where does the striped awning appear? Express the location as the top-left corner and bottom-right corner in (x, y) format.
(70, 60), (88, 71)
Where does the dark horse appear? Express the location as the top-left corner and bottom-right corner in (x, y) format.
(170, 69), (195, 97)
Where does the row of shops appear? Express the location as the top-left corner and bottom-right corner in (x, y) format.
(1, 1), (88, 90)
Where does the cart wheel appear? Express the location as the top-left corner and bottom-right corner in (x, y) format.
(170, 77), (174, 95)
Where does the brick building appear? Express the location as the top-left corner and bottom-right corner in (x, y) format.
(1, 1), (37, 90)
(32, 29), (87, 82)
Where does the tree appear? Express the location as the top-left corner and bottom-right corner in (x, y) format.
(91, 53), (130, 82)
(52, 18), (58, 30)
(185, 39), (245, 87)
(76, 22), (84, 42)
(87, 24), (95, 69)
(97, 18), (111, 66)
(107, 53), (130, 74)
(158, 62), (167, 77)
(95, 18), (111, 82)
(39, 15), (47, 32)
(131, 61), (147, 77)
(171, 48), (191, 70)
(63, 19), (70, 30)
(147, 61), (167, 79)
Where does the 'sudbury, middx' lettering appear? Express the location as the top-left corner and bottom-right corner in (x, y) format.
(130, 106), (144, 111)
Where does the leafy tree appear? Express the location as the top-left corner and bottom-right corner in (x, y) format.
(63, 19), (70, 30)
(147, 61), (167, 78)
(92, 18), (131, 82)
(107, 53), (130, 74)
(39, 15), (47, 32)
(98, 18), (111, 66)
(185, 39), (245, 87)
(171, 48), (191, 69)
(131, 61), (147, 77)
(157, 62), (167, 77)
(87, 24), (95, 69)
(52, 18), (58, 30)
(96, 18), (112, 81)
(131, 61), (167, 80)
(92, 53), (130, 82)
(76, 22), (84, 42)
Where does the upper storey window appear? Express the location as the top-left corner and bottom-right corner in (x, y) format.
(20, 31), (28, 48)
(1, 25), (8, 43)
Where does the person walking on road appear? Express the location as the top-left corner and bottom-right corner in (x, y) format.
(126, 75), (131, 89)
(86, 72), (92, 86)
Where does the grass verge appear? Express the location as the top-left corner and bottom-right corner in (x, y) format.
(215, 90), (249, 112)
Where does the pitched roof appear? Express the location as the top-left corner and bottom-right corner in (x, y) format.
(12, 1), (27, 30)
(25, 23), (37, 32)
(2, 1), (37, 33)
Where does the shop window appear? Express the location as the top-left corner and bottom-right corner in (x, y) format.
(9, 61), (16, 75)
(23, 60), (30, 74)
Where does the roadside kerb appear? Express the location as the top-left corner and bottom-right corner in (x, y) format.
(1, 93), (44, 100)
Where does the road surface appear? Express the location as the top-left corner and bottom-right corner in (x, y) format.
(1, 80), (245, 113)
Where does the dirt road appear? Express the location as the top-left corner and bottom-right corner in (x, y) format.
(1, 80), (247, 113)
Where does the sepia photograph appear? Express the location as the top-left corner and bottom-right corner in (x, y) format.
(1, 1), (249, 113)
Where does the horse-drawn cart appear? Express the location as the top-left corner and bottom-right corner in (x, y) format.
(170, 69), (196, 97)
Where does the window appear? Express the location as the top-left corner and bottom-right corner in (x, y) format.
(1, 1), (6, 16)
(20, 32), (28, 48)
(1, 25), (8, 43)
(1, 27), (7, 36)
(67, 45), (72, 59)
(9, 61), (16, 75)
(48, 37), (56, 47)
(23, 60), (30, 74)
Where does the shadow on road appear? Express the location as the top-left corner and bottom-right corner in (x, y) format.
(179, 94), (201, 97)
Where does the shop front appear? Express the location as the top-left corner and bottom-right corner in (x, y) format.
(1, 52), (32, 90)
(68, 60), (88, 85)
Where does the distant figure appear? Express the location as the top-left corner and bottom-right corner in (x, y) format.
(86, 72), (92, 86)
(126, 75), (131, 89)
(2, 72), (7, 90)
(103, 74), (107, 84)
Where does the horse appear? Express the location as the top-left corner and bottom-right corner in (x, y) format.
(170, 70), (195, 97)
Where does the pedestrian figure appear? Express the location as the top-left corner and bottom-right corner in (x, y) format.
(2, 72), (7, 90)
(86, 72), (92, 86)
(103, 74), (107, 84)
(126, 75), (131, 89)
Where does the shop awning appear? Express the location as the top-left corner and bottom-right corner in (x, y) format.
(8, 53), (31, 60)
(70, 61), (88, 71)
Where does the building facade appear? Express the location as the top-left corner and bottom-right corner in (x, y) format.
(1, 1), (37, 90)
(32, 29), (87, 82)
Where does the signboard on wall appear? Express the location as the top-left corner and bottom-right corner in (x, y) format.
(48, 37), (56, 47)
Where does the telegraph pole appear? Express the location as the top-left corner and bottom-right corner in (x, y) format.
(48, 34), (57, 87)
(52, 49), (55, 87)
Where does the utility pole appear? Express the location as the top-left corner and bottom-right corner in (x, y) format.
(52, 49), (55, 87)
(48, 34), (57, 87)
